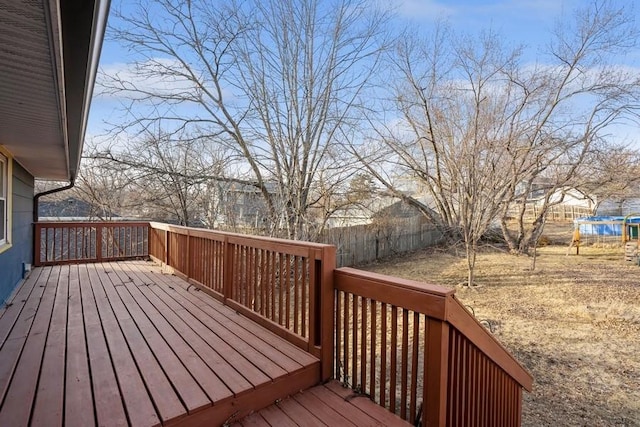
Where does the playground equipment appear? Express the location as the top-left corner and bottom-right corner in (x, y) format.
(570, 215), (640, 259)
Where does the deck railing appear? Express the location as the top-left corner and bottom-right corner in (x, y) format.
(33, 221), (532, 425)
(147, 222), (336, 381)
(34, 221), (149, 266)
(334, 268), (533, 426)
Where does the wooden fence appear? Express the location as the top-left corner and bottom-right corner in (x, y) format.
(334, 268), (533, 426)
(320, 219), (443, 267)
(34, 221), (149, 266)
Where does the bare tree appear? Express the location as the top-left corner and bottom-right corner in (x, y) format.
(100, 0), (389, 239)
(358, 1), (640, 285)
(86, 131), (237, 226)
(497, 1), (640, 254)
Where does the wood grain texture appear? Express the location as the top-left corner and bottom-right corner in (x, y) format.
(0, 261), (321, 427)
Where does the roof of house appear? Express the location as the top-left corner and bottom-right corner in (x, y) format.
(0, 0), (109, 181)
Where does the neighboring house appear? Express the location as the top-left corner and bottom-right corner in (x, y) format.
(534, 187), (595, 209)
(0, 0), (108, 303)
(210, 181), (276, 229)
(325, 196), (397, 228)
(596, 197), (640, 216)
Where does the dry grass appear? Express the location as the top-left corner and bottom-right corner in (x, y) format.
(361, 225), (640, 427)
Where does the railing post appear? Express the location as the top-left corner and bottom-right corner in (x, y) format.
(186, 228), (191, 280)
(146, 223), (151, 257)
(316, 245), (336, 382)
(33, 223), (41, 267)
(164, 229), (169, 267)
(96, 224), (103, 263)
(223, 236), (233, 302)
(424, 318), (449, 427)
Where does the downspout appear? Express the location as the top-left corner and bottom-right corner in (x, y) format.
(32, 179), (75, 269)
(33, 179), (75, 223)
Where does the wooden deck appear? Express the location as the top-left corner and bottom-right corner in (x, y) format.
(232, 381), (412, 426)
(0, 261), (321, 427)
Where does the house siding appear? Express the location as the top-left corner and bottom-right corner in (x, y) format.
(0, 162), (34, 304)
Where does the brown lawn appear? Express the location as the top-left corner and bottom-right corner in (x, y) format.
(361, 226), (640, 427)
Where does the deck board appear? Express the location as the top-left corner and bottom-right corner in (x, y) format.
(86, 263), (161, 427)
(133, 265), (290, 381)
(80, 264), (129, 427)
(66, 264), (97, 427)
(0, 261), (321, 427)
(31, 266), (68, 427)
(144, 267), (307, 373)
(120, 264), (255, 394)
(233, 381), (413, 426)
(0, 266), (60, 427)
(0, 267), (51, 406)
(234, 381), (413, 426)
(111, 265), (231, 404)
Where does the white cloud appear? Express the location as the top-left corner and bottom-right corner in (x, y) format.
(394, 0), (456, 20)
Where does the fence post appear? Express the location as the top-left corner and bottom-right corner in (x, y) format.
(423, 317), (450, 427)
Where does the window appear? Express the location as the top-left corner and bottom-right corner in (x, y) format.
(0, 153), (6, 245)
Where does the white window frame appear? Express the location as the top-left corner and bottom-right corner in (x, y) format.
(0, 153), (8, 247)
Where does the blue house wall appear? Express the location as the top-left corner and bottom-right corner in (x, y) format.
(0, 162), (34, 304)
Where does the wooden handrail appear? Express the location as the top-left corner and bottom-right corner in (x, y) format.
(34, 221), (150, 266)
(148, 222), (336, 381)
(34, 221), (531, 425)
(334, 267), (533, 427)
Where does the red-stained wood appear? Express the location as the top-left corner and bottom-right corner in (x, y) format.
(258, 404), (298, 427)
(107, 265), (213, 413)
(401, 308), (409, 420)
(0, 267), (46, 349)
(293, 388), (356, 426)
(234, 381), (414, 427)
(161, 293), (289, 380)
(409, 311), (420, 421)
(35, 222), (150, 266)
(110, 264), (229, 406)
(30, 266), (68, 427)
(97, 264), (187, 424)
(78, 264), (128, 427)
(334, 268), (450, 320)
(233, 412), (271, 427)
(370, 299), (377, 400)
(160, 270), (314, 373)
(390, 305), (398, 415)
(446, 299), (533, 391)
(144, 281), (274, 387)
(273, 398), (325, 427)
(0, 266), (60, 427)
(352, 294), (358, 388)
(360, 296), (367, 393)
(87, 263), (161, 427)
(65, 264), (96, 427)
(324, 381), (412, 426)
(120, 263), (255, 395)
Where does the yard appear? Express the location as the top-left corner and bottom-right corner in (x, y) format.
(362, 227), (640, 427)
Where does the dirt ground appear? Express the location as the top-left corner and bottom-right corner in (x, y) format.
(361, 224), (640, 427)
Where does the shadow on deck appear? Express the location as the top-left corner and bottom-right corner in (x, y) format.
(0, 261), (336, 426)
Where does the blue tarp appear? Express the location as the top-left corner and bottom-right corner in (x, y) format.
(574, 216), (640, 236)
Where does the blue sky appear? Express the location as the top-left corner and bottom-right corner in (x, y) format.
(88, 0), (640, 143)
